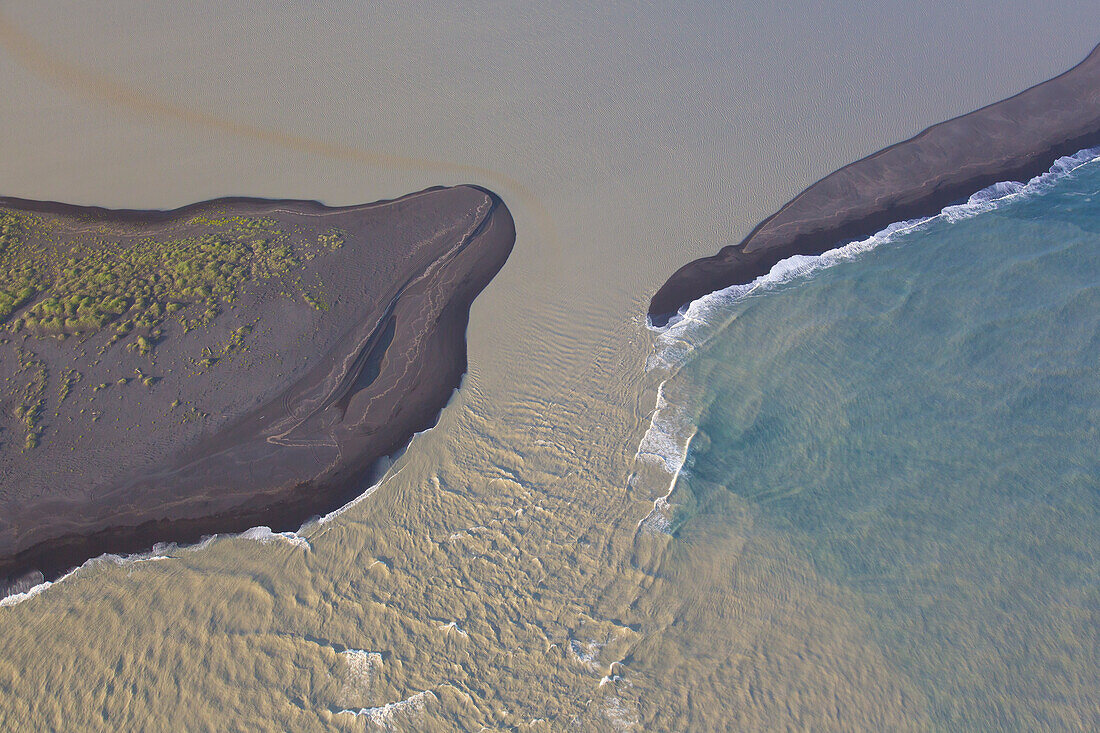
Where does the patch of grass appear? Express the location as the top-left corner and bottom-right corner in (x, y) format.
(0, 208), (347, 444)
(56, 368), (81, 410)
(9, 347), (47, 450)
(0, 214), (42, 323)
(0, 209), (346, 354)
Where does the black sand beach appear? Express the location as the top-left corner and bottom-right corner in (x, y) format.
(649, 42), (1100, 325)
(0, 185), (514, 594)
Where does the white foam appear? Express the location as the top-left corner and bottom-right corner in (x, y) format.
(637, 492), (676, 535)
(2, 531), (260, 607)
(338, 690), (437, 724)
(339, 649), (384, 695)
(292, 398), (448, 530)
(439, 621), (469, 636)
(98, 545), (173, 566)
(631, 376), (700, 534)
(632, 146), (1100, 503)
(0, 566), (76, 608)
(314, 453), (406, 526)
(188, 535), (218, 552)
(448, 525), (488, 542)
(0, 583), (50, 607)
(649, 146), (1100, 362)
(569, 638), (605, 671)
(602, 694), (641, 730)
(0, 542), (179, 608)
(2, 451), (403, 605)
(238, 526), (312, 550)
(634, 381), (697, 473)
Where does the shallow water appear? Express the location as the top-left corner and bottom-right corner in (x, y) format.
(1, 1), (1100, 730)
(646, 153), (1100, 730)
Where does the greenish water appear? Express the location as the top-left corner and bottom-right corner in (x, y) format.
(656, 151), (1100, 729)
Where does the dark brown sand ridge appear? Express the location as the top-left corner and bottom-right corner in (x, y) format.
(0, 185), (514, 594)
(649, 42), (1100, 325)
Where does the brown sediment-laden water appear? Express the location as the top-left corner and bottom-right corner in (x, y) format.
(0, 186), (514, 592)
(650, 41), (1100, 323)
(1, 2), (1099, 730)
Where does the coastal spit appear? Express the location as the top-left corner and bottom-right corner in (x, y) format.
(650, 42), (1100, 325)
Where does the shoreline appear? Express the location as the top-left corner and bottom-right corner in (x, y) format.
(649, 42), (1100, 325)
(634, 146), (1100, 538)
(0, 185), (515, 595)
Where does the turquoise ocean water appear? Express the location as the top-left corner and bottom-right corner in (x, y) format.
(645, 149), (1100, 728)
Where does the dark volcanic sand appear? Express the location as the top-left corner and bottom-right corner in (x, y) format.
(0, 185), (514, 594)
(649, 42), (1100, 325)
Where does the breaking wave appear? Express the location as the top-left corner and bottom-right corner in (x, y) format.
(0, 540), (203, 608)
(238, 526), (312, 550)
(0, 529), (304, 608)
(338, 690), (438, 724)
(651, 146), (1100, 369)
(633, 146), (1100, 530)
(1, 425), (425, 606)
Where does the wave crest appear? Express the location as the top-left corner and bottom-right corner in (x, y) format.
(633, 146), (1100, 518)
(650, 146), (1100, 365)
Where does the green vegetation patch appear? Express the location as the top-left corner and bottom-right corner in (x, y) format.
(0, 214), (40, 322)
(0, 207), (345, 449)
(8, 347), (47, 451)
(0, 209), (344, 351)
(57, 368), (81, 406)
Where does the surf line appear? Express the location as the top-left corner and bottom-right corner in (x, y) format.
(633, 145), (1100, 531)
(650, 145), (1100, 351)
(0, 8), (558, 246)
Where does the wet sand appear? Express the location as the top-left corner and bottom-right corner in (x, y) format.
(650, 42), (1100, 323)
(0, 186), (514, 593)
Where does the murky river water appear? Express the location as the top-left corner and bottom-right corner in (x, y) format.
(1, 2), (1098, 729)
